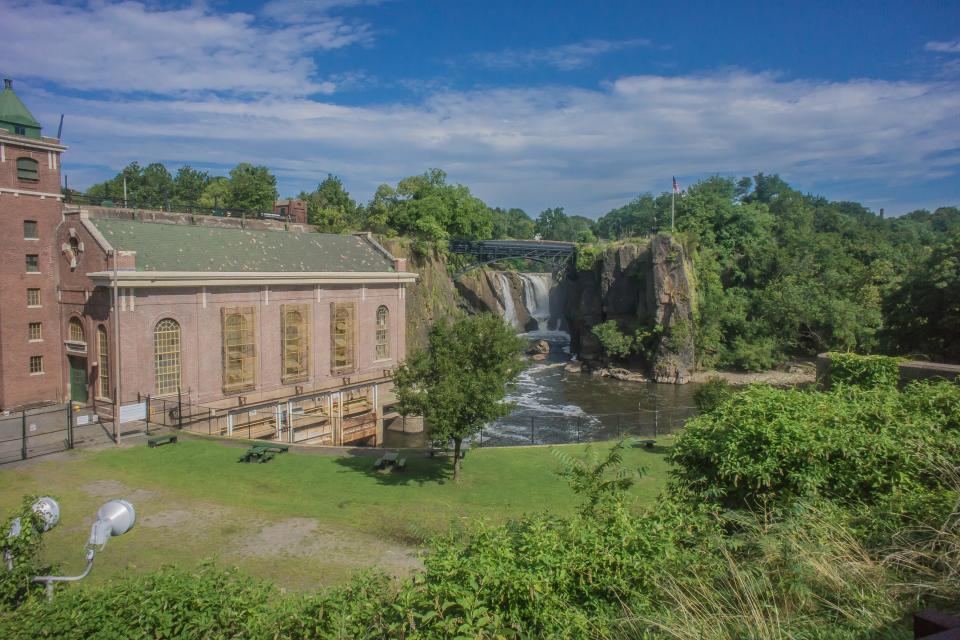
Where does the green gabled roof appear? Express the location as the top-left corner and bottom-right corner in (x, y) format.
(0, 81), (41, 128)
(90, 218), (396, 273)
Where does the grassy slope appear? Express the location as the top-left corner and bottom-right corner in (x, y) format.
(0, 438), (673, 590)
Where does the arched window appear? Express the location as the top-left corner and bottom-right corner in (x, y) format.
(330, 302), (355, 374)
(16, 157), (39, 181)
(68, 317), (85, 343)
(222, 308), (256, 392)
(281, 305), (309, 383)
(375, 305), (389, 360)
(154, 318), (181, 396)
(97, 325), (110, 399)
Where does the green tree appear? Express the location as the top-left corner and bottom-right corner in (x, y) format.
(198, 176), (231, 210)
(227, 163), (277, 212)
(393, 314), (525, 480)
(173, 166), (210, 206)
(301, 174), (358, 232)
(491, 207), (535, 239)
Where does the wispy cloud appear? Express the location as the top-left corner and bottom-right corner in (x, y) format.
(0, 0), (372, 96)
(925, 39), (960, 53)
(30, 70), (960, 216)
(261, 0), (384, 24)
(472, 38), (655, 71)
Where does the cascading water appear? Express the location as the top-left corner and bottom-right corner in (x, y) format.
(495, 272), (520, 329)
(519, 273), (555, 331)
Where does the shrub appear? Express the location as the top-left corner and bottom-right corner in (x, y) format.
(0, 495), (51, 610)
(692, 377), (733, 413)
(591, 320), (635, 360)
(826, 352), (900, 390)
(669, 382), (960, 514)
(574, 244), (603, 272)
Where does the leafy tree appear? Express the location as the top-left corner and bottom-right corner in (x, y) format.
(227, 163), (277, 213)
(883, 232), (960, 362)
(393, 314), (525, 480)
(491, 207), (535, 239)
(173, 166), (210, 206)
(300, 174), (358, 233)
(198, 176), (231, 210)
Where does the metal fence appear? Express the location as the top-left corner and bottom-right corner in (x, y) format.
(0, 403), (118, 465)
(472, 404), (698, 448)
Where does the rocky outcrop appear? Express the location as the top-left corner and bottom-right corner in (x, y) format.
(456, 270), (534, 330)
(381, 239), (467, 353)
(564, 235), (696, 383)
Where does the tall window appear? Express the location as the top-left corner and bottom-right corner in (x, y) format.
(154, 318), (181, 395)
(330, 302), (356, 374)
(27, 288), (40, 307)
(28, 322), (42, 341)
(29, 356), (43, 374)
(222, 308), (256, 392)
(68, 318), (85, 343)
(97, 325), (110, 399)
(23, 220), (38, 239)
(375, 305), (389, 360)
(281, 304), (309, 383)
(25, 255), (39, 273)
(16, 158), (39, 181)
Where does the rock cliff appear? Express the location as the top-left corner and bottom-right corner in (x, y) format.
(564, 235), (696, 383)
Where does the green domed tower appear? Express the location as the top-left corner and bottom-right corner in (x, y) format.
(0, 78), (42, 139)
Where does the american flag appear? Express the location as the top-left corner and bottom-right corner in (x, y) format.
(672, 177), (681, 194)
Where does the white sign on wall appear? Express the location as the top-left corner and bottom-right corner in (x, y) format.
(119, 402), (147, 424)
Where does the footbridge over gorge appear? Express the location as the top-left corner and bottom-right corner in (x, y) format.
(449, 239), (576, 276)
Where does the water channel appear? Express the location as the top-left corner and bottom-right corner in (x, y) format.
(385, 272), (699, 448)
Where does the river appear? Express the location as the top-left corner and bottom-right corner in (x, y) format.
(384, 273), (699, 448)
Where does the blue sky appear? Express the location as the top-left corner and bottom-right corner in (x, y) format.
(2, 0), (959, 217)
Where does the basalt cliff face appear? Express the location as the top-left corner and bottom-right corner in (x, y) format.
(564, 235), (696, 383)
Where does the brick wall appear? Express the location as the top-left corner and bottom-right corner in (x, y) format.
(0, 136), (65, 409)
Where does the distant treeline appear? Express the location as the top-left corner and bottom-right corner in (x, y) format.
(82, 164), (959, 366)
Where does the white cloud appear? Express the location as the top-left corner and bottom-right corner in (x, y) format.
(0, 0), (371, 95)
(472, 39), (655, 71)
(25, 69), (958, 216)
(925, 39), (960, 53)
(261, 0), (384, 24)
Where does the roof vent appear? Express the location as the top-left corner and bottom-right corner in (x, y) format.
(3, 79), (11, 90)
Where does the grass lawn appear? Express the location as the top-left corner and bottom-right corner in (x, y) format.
(0, 436), (674, 591)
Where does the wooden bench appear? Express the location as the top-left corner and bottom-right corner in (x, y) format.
(373, 456), (386, 470)
(258, 452), (276, 463)
(148, 434), (177, 448)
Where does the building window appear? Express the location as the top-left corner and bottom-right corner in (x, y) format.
(97, 325), (110, 399)
(330, 302), (356, 374)
(68, 318), (85, 343)
(28, 322), (42, 341)
(23, 220), (38, 239)
(154, 318), (181, 396)
(222, 308), (256, 392)
(375, 305), (389, 360)
(16, 157), (39, 181)
(14, 126), (26, 136)
(26, 255), (39, 273)
(29, 356), (43, 374)
(281, 304), (309, 383)
(27, 288), (40, 307)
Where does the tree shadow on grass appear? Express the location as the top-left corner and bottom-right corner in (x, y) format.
(332, 452), (453, 486)
(634, 443), (671, 456)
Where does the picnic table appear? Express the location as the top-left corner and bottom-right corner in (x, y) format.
(374, 451), (406, 471)
(239, 443), (289, 463)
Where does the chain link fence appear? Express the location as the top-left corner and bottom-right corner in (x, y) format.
(0, 403), (117, 465)
(472, 404), (698, 448)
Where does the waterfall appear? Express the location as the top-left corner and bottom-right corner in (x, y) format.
(495, 272), (520, 329)
(519, 273), (553, 330)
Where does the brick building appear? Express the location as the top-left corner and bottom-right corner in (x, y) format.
(274, 199), (308, 224)
(0, 81), (416, 446)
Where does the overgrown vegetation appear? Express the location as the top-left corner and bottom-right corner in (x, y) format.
(4, 376), (958, 638)
(825, 351), (901, 390)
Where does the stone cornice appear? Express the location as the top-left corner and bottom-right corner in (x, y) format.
(86, 270), (419, 288)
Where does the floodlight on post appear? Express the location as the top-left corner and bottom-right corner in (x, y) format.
(3, 497), (60, 570)
(31, 499), (136, 600)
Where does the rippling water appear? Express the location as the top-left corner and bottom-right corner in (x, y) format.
(384, 330), (700, 448)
